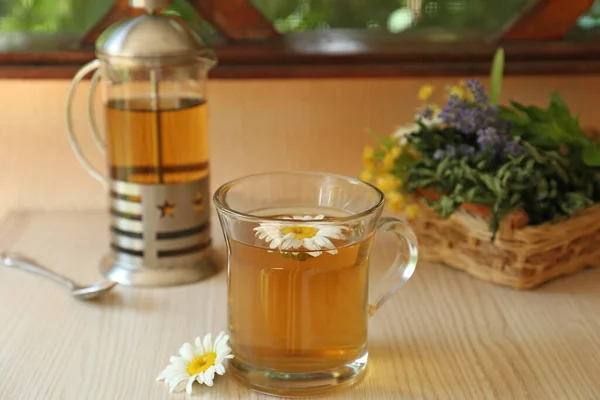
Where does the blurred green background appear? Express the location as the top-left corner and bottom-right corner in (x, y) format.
(0, 0), (204, 34)
(0, 0), (598, 39)
(252, 0), (530, 35)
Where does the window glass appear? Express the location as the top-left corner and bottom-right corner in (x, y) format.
(252, 0), (534, 40)
(0, 0), (218, 51)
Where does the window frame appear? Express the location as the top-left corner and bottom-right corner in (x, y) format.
(0, 0), (597, 79)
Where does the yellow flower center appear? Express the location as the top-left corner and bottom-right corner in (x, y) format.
(282, 226), (319, 240)
(187, 352), (217, 376)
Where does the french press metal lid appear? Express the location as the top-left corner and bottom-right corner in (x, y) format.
(66, 0), (218, 287)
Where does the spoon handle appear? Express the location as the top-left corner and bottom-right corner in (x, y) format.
(0, 252), (77, 290)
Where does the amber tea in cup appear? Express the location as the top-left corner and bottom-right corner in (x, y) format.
(214, 172), (418, 396)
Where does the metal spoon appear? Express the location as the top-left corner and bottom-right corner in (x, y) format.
(0, 252), (117, 301)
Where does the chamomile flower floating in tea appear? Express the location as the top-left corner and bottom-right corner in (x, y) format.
(254, 214), (346, 257)
(157, 331), (233, 394)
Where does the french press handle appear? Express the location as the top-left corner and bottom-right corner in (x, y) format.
(66, 59), (108, 187)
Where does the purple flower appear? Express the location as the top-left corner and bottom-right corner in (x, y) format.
(433, 80), (525, 161)
(438, 109), (452, 124)
(465, 79), (488, 105)
(505, 140), (527, 157)
(458, 144), (476, 157)
(434, 144), (474, 160)
(476, 127), (505, 151)
(440, 97), (479, 134)
(418, 106), (434, 120)
(455, 107), (479, 134)
(445, 145), (457, 157)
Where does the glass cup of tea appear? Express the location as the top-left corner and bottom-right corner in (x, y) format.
(214, 171), (418, 396)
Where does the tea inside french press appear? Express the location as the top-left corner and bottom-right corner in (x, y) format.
(106, 68), (208, 185)
(66, 0), (217, 287)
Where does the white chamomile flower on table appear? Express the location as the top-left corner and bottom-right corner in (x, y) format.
(253, 214), (346, 257)
(157, 331), (233, 395)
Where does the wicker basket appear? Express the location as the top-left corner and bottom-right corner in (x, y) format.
(411, 203), (600, 289)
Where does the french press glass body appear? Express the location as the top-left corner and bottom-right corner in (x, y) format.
(66, 0), (217, 286)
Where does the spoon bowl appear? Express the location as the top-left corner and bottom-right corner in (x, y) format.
(0, 252), (117, 301)
(72, 280), (118, 300)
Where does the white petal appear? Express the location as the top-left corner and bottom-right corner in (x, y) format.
(302, 238), (321, 251)
(156, 370), (168, 381)
(255, 224), (283, 242)
(179, 343), (195, 361)
(202, 333), (213, 353)
(326, 249), (338, 255)
(157, 363), (186, 381)
(313, 236), (335, 249)
(213, 332), (228, 352)
(194, 337), (204, 352)
(394, 123), (419, 137)
(204, 366), (216, 386)
(215, 342), (231, 357)
(313, 214), (325, 220)
(281, 236), (303, 250)
(317, 227), (345, 239)
(307, 251), (322, 257)
(186, 376), (196, 394)
(170, 360), (188, 371)
(196, 372), (205, 385)
(215, 364), (226, 375)
(168, 375), (189, 393)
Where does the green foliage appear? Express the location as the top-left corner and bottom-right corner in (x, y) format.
(251, 0), (531, 33)
(0, 0), (215, 38)
(489, 47), (504, 105)
(0, 0), (111, 33)
(501, 93), (600, 166)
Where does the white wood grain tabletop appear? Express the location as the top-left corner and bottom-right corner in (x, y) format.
(0, 210), (599, 400)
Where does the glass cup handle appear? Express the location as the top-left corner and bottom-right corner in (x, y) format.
(65, 59), (107, 187)
(369, 217), (419, 317)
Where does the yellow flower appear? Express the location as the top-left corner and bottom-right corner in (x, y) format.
(386, 191), (406, 213)
(376, 174), (400, 193)
(364, 159), (376, 171)
(362, 146), (377, 170)
(359, 170), (373, 182)
(389, 146), (402, 159)
(404, 204), (420, 219)
(448, 84), (465, 99)
(363, 146), (375, 162)
(418, 85), (434, 101)
(447, 82), (474, 102)
(380, 146), (403, 171)
(381, 152), (396, 171)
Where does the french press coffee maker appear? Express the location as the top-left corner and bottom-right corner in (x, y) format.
(66, 0), (217, 286)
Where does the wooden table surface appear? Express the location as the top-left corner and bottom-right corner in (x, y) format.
(0, 210), (599, 400)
